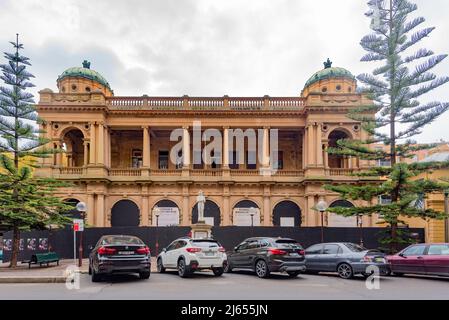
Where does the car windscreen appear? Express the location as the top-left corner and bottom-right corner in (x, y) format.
(100, 236), (144, 245)
(190, 240), (220, 248)
(344, 243), (367, 252)
(275, 239), (303, 249)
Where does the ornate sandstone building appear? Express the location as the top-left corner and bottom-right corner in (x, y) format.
(36, 59), (378, 229)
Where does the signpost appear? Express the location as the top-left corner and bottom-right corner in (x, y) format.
(73, 218), (84, 265)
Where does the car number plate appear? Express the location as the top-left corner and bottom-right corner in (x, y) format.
(118, 251), (133, 255)
(375, 258), (385, 263)
(204, 251), (214, 256)
(289, 253), (299, 257)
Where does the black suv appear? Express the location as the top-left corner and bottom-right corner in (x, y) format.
(225, 237), (306, 278)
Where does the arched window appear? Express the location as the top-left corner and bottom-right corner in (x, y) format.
(328, 200), (356, 227)
(272, 201), (302, 227)
(192, 200), (221, 226)
(111, 200), (140, 227)
(233, 200), (260, 226)
(328, 130), (350, 169)
(62, 129), (85, 167)
(152, 200), (180, 226)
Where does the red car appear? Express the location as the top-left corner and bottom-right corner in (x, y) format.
(387, 243), (449, 277)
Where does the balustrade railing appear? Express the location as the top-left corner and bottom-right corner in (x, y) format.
(106, 96), (305, 111)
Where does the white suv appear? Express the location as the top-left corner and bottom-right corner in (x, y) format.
(157, 237), (227, 277)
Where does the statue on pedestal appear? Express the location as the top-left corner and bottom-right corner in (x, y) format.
(196, 190), (206, 222)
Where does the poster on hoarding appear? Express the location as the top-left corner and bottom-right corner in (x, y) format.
(3, 239), (12, 251)
(27, 238), (36, 251)
(233, 207), (260, 226)
(39, 238), (48, 250)
(19, 239), (24, 251)
(153, 207), (180, 226)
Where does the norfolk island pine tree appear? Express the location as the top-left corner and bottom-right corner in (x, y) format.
(0, 34), (73, 267)
(325, 0), (449, 253)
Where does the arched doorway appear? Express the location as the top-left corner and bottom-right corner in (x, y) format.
(328, 200), (356, 227)
(192, 200), (221, 226)
(62, 129), (85, 167)
(328, 130), (350, 168)
(111, 200), (140, 227)
(272, 200), (302, 227)
(152, 200), (180, 226)
(233, 200), (260, 226)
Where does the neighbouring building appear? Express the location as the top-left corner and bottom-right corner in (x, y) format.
(35, 59), (383, 229)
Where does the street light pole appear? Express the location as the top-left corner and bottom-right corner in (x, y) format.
(249, 207), (255, 227)
(75, 202), (87, 268)
(445, 191), (449, 243)
(316, 198), (328, 243)
(357, 215), (364, 247)
(154, 206), (160, 256)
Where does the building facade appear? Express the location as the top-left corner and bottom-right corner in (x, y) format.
(35, 60), (379, 228)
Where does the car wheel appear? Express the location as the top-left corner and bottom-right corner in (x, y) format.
(139, 271), (151, 279)
(337, 263), (353, 279)
(157, 258), (166, 273)
(255, 260), (270, 278)
(91, 268), (102, 282)
(287, 271), (300, 278)
(224, 262), (233, 273)
(177, 259), (190, 278)
(212, 267), (224, 276)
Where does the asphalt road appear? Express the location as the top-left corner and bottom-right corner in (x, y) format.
(0, 270), (448, 300)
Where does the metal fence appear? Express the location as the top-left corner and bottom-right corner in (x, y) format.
(1, 226), (424, 262)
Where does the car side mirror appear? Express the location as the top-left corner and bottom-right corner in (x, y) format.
(88, 245), (93, 250)
(234, 246), (239, 252)
(399, 253), (406, 258)
(162, 248), (167, 253)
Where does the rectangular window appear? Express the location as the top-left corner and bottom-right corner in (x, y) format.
(158, 150), (169, 169)
(132, 149), (143, 168)
(275, 151), (284, 170)
(246, 150), (256, 169)
(193, 150), (203, 169)
(229, 151), (239, 169)
(211, 151), (221, 169)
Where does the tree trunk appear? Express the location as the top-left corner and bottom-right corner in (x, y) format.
(9, 224), (20, 268)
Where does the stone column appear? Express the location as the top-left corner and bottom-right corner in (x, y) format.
(182, 196), (190, 226)
(323, 141), (329, 169)
(141, 185), (149, 226)
(302, 128), (308, 168)
(96, 194), (105, 227)
(142, 126), (151, 167)
(263, 193), (271, 226)
(262, 126), (270, 167)
(89, 123), (96, 164)
(223, 127), (229, 168)
(317, 123), (323, 166)
(55, 140), (63, 166)
(97, 123), (104, 165)
(42, 123), (53, 167)
(83, 140), (89, 167)
(104, 126), (110, 167)
(223, 195), (230, 226)
(87, 193), (95, 226)
(307, 124), (314, 166)
(306, 195), (316, 227)
(183, 126), (190, 168)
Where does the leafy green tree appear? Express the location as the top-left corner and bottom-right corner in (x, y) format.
(0, 35), (72, 267)
(326, 0), (449, 252)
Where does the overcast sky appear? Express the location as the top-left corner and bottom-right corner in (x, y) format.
(0, 0), (448, 143)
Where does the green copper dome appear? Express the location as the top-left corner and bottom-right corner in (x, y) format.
(57, 60), (112, 91)
(304, 59), (355, 88)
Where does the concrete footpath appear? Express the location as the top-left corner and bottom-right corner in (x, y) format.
(0, 257), (157, 283)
